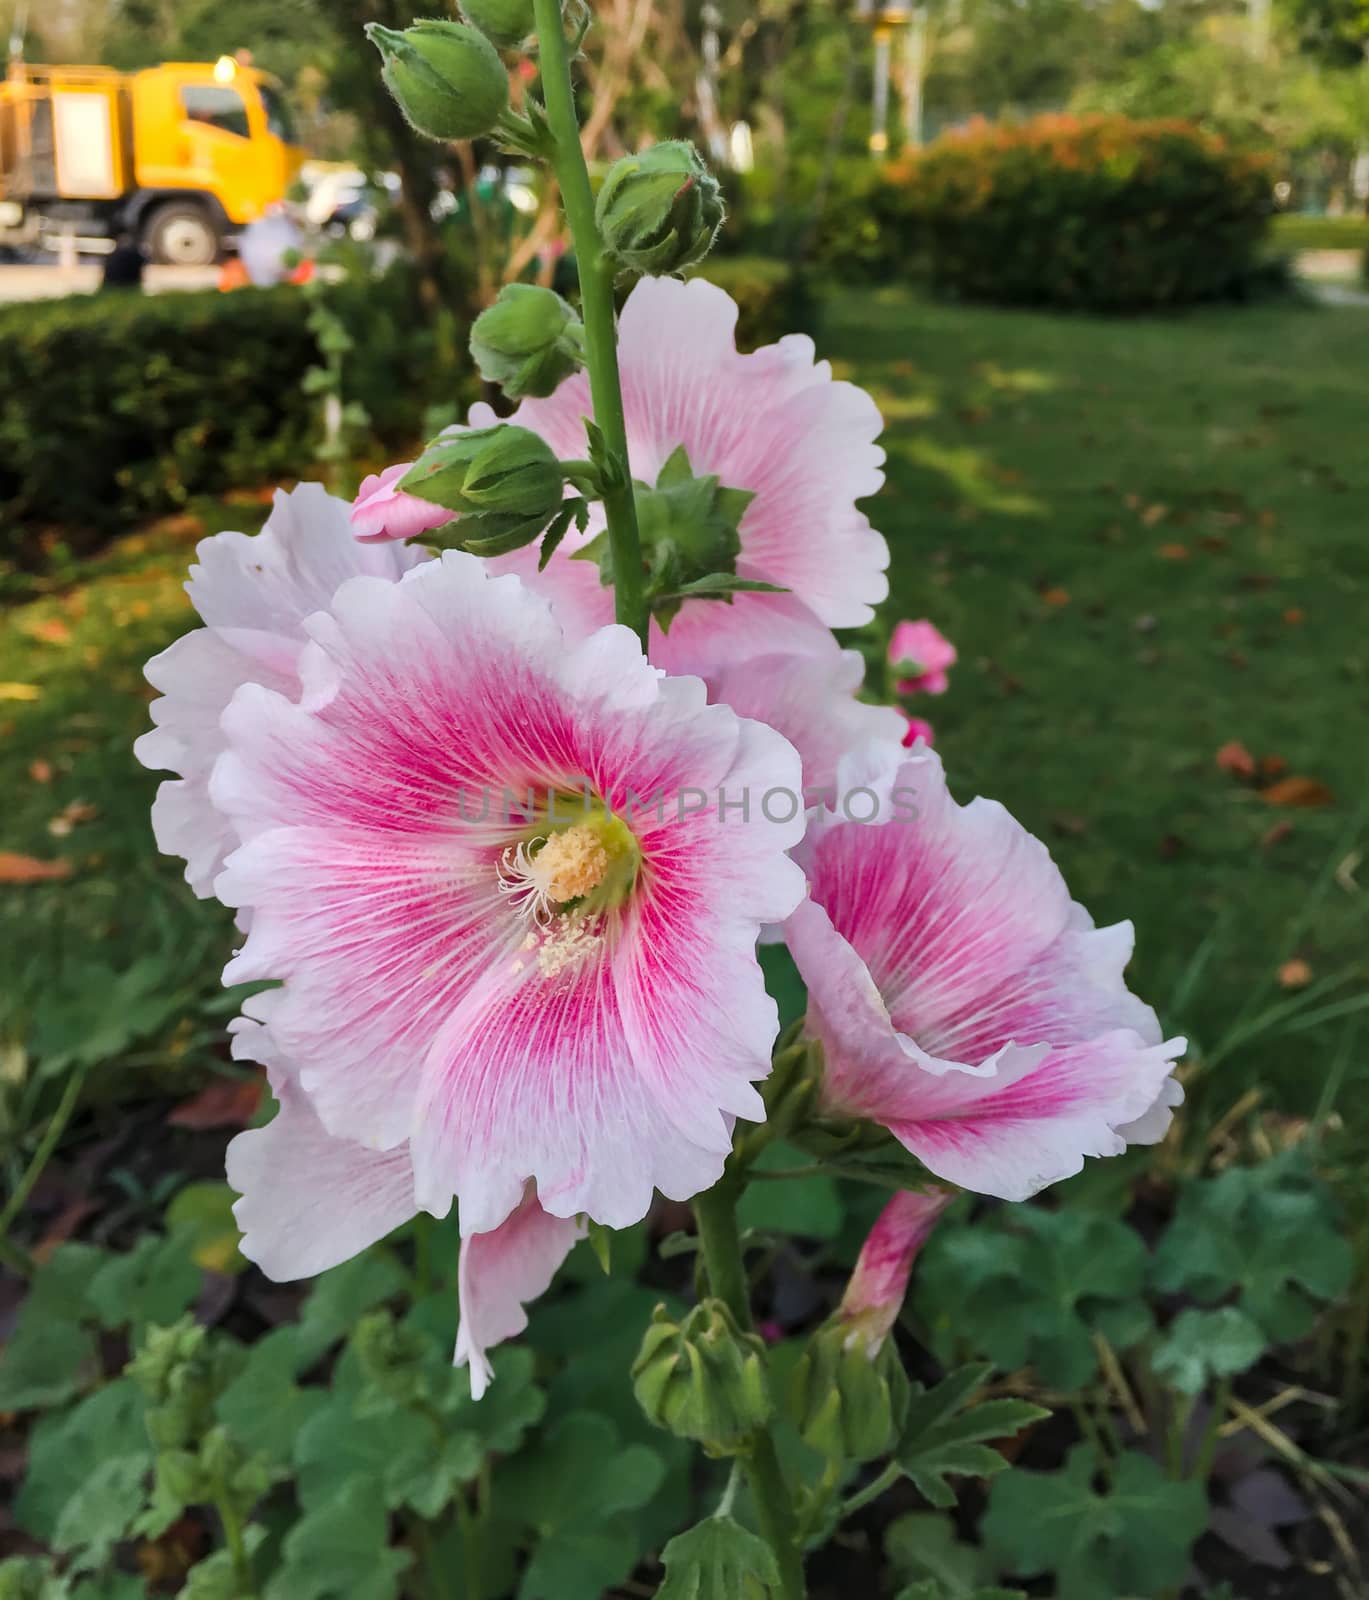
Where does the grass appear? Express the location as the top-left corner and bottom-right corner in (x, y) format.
(825, 289), (1369, 1129)
(1, 291), (1367, 1149)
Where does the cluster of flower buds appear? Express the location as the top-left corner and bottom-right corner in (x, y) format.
(787, 1318), (911, 1463)
(632, 1300), (773, 1453)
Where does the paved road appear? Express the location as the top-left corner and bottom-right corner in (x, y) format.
(0, 264), (222, 301)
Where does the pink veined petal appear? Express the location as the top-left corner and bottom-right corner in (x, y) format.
(840, 1187), (953, 1351)
(786, 745), (1185, 1201)
(226, 1068), (419, 1281)
(212, 552), (805, 1229)
(135, 483), (423, 895)
(455, 1188), (585, 1400)
(888, 619), (957, 698)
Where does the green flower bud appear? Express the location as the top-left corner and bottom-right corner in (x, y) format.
(352, 1309), (435, 1412)
(367, 19), (509, 143)
(595, 140), (725, 274)
(471, 284), (584, 400)
(787, 1319), (910, 1463)
(461, 0), (538, 49)
(632, 1299), (773, 1453)
(400, 424), (565, 554)
(127, 1317), (224, 1451)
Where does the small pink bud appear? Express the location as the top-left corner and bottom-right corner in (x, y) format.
(351, 462), (451, 543)
(901, 714), (935, 749)
(888, 619), (957, 697)
(839, 1188), (952, 1353)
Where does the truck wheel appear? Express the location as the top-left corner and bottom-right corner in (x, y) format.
(143, 203), (219, 266)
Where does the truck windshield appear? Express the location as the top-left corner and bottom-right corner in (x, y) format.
(258, 84), (296, 144)
(180, 85), (250, 140)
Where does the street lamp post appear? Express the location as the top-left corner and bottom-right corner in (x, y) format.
(855, 0), (913, 158)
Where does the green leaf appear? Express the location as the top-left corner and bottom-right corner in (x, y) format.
(499, 1411), (666, 1600)
(52, 1455), (151, 1573)
(180, 1530), (267, 1600)
(439, 1342), (547, 1454)
(895, 1366), (1047, 1510)
(86, 1232), (201, 1335)
(914, 1209), (1151, 1387)
(737, 1141), (843, 1241)
(215, 1328), (327, 1468)
(166, 1182), (247, 1276)
(1152, 1159), (1352, 1343)
(656, 1514), (780, 1599)
(0, 1556), (73, 1600)
(0, 1244), (112, 1410)
(982, 1446), (1207, 1600)
(886, 1510), (1025, 1599)
(297, 1251), (408, 1360)
(14, 1380), (150, 1545)
(263, 1479), (411, 1600)
(1152, 1306), (1268, 1395)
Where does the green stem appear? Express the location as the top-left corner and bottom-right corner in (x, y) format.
(532, 0), (648, 645)
(692, 1182), (806, 1600)
(455, 1490), (482, 1600)
(0, 1060), (91, 1271)
(836, 1460), (900, 1523)
(1190, 1378), (1232, 1482)
(212, 1479), (256, 1598)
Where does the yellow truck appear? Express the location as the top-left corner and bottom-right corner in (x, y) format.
(0, 57), (306, 264)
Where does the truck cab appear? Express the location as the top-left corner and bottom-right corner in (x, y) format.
(0, 57), (307, 264)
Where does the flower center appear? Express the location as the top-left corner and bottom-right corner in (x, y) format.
(498, 805), (640, 929)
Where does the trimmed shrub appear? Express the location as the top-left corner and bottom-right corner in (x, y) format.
(891, 114), (1273, 311)
(0, 288), (315, 563)
(0, 259), (476, 568)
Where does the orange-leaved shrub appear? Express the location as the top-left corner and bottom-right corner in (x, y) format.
(890, 113), (1273, 311)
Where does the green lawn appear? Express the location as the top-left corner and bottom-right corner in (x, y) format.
(1, 292), (1366, 1146)
(827, 289), (1369, 1131)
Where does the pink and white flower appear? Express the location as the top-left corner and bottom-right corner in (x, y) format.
(134, 485), (425, 896)
(211, 551), (806, 1237)
(888, 619), (956, 697)
(226, 1039), (581, 1396)
(785, 743), (1184, 1202)
(839, 1188), (952, 1353)
(350, 462), (453, 544)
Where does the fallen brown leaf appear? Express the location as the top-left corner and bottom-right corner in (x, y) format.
(1278, 959), (1313, 990)
(1260, 754), (1287, 777)
(1216, 741), (1256, 778)
(1041, 586), (1070, 607)
(1260, 776), (1335, 808)
(0, 682), (41, 701)
(1260, 820), (1294, 851)
(0, 851), (72, 882)
(28, 759), (52, 783)
(1141, 503), (1169, 526)
(1158, 543), (1190, 561)
(1283, 607), (1305, 625)
(168, 1072), (264, 1131)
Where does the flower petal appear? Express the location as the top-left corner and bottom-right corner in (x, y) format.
(455, 1189), (584, 1399)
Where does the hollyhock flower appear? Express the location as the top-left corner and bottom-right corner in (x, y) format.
(839, 1188), (952, 1353)
(900, 714), (936, 749)
(785, 743), (1184, 1202)
(888, 619), (956, 696)
(211, 551), (806, 1237)
(134, 485), (425, 896)
(473, 274), (889, 631)
(227, 1036), (581, 1396)
(350, 461), (453, 544)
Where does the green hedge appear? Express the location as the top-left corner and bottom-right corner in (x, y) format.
(1270, 213), (1369, 251)
(0, 259), (475, 569)
(893, 114), (1273, 311)
(0, 288), (315, 563)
